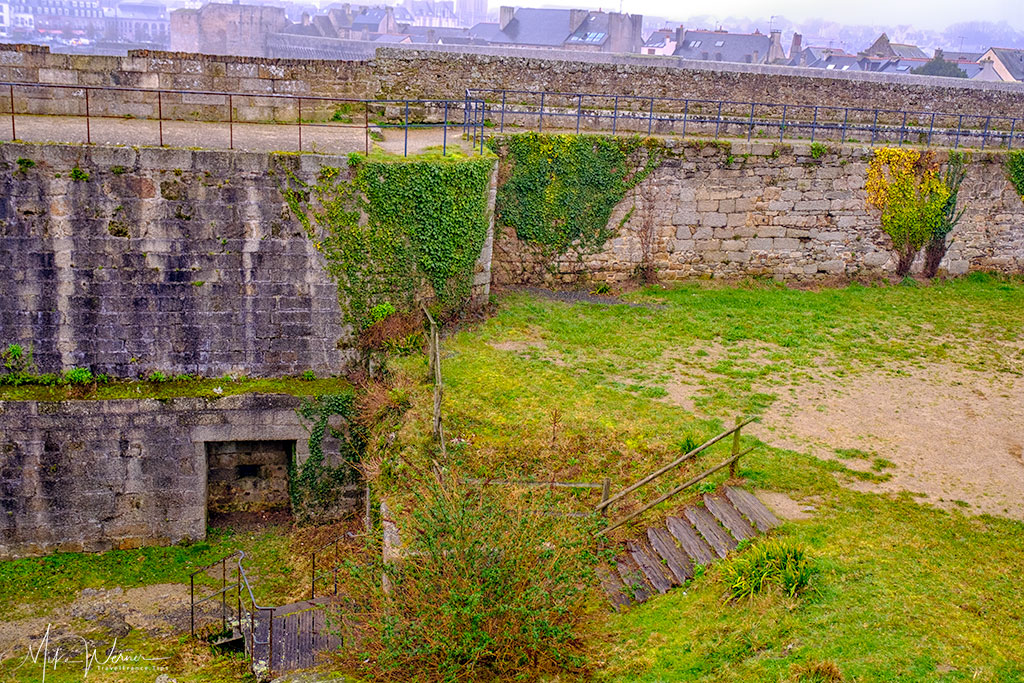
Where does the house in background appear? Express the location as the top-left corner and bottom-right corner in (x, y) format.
(0, 3), (10, 38)
(471, 6), (642, 53)
(115, 0), (168, 47)
(641, 27), (677, 56)
(977, 47), (1024, 82)
(673, 28), (787, 65)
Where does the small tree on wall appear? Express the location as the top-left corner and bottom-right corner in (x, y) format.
(865, 148), (950, 277)
(922, 151), (968, 278)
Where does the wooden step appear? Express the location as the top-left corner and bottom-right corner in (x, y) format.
(627, 539), (674, 593)
(666, 516), (716, 566)
(725, 486), (781, 532)
(684, 506), (737, 558)
(596, 563), (632, 611)
(615, 554), (653, 603)
(704, 493), (757, 541)
(647, 526), (693, 583)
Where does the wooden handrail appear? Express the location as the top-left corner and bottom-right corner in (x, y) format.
(595, 417), (756, 512)
(600, 446), (755, 534)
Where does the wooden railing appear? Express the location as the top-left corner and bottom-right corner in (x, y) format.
(597, 416), (757, 534)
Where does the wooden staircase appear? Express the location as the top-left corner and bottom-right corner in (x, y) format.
(598, 486), (780, 609)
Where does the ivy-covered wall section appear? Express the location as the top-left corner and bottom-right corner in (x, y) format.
(281, 153), (496, 334)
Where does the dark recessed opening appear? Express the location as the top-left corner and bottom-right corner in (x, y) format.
(236, 464), (261, 478)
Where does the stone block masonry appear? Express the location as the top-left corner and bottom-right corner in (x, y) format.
(0, 142), (354, 377)
(0, 393), (331, 558)
(493, 141), (1024, 285)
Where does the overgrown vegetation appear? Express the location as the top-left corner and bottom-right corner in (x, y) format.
(488, 133), (665, 258)
(291, 391), (365, 518)
(865, 148), (951, 277)
(922, 150), (968, 278)
(280, 152), (493, 334)
(337, 476), (598, 681)
(0, 344), (109, 387)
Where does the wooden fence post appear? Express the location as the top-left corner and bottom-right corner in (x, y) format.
(600, 477), (610, 517)
(729, 415), (742, 478)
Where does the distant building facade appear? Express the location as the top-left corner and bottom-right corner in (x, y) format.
(470, 6), (642, 53)
(978, 47), (1024, 82)
(115, 0), (168, 46)
(6, 0), (104, 39)
(170, 2), (287, 56)
(673, 28), (786, 65)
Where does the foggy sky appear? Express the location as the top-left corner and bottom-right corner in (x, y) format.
(622, 0), (1023, 32)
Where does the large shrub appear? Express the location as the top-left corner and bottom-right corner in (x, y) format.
(336, 478), (599, 681)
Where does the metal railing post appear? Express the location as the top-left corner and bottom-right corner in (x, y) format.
(898, 111), (907, 146)
(870, 109), (878, 146)
(729, 416), (742, 478)
(715, 101), (722, 138)
(84, 87), (90, 144)
(841, 107), (848, 144)
(1009, 119), (1016, 151)
(221, 558), (227, 633)
(810, 105), (818, 143)
(364, 101), (369, 155)
(157, 90), (163, 147)
(442, 100), (448, 155)
(500, 90), (506, 133)
(297, 97), (302, 152)
(404, 100), (409, 157)
(612, 95), (618, 135)
(538, 91), (544, 133)
(228, 94), (233, 150)
(927, 112), (935, 146)
(981, 115), (991, 150)
(682, 99), (688, 138)
(954, 113), (963, 149)
(190, 574), (195, 637)
(747, 102), (755, 141)
(780, 104), (787, 141)
(647, 97), (654, 136)
(8, 84), (14, 141)
(576, 94), (582, 134)
(311, 552), (316, 600)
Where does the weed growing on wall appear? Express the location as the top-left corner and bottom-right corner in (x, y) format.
(280, 154), (493, 333)
(488, 133), (665, 257)
(866, 148), (950, 277)
(1006, 150), (1024, 202)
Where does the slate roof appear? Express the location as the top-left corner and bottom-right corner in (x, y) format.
(351, 7), (387, 30)
(497, 8), (573, 47)
(643, 28), (672, 48)
(889, 43), (927, 59)
(939, 50), (983, 62)
(468, 21), (504, 43)
(674, 29), (770, 64)
(565, 12), (609, 47)
(815, 54), (863, 72)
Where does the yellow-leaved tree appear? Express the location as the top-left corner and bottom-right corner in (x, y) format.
(865, 148), (950, 277)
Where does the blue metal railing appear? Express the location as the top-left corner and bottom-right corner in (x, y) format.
(468, 87), (1023, 150)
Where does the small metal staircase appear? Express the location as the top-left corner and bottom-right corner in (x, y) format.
(598, 486), (780, 609)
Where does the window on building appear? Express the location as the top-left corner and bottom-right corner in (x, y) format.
(715, 40), (724, 47)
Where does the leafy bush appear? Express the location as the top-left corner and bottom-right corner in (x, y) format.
(69, 166), (90, 182)
(721, 538), (814, 602)
(61, 367), (101, 385)
(300, 370), (317, 381)
(1, 343), (35, 386)
(865, 148), (950, 277)
(1006, 150), (1024, 201)
(368, 302), (397, 326)
(147, 371), (169, 383)
(336, 478), (597, 681)
(922, 151), (968, 278)
(809, 142), (828, 160)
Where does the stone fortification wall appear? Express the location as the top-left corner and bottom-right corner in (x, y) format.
(493, 141), (1024, 285)
(0, 393), (326, 558)
(1, 42), (1023, 124)
(0, 141), (352, 377)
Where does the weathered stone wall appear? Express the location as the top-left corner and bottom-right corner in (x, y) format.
(0, 141), (352, 377)
(1, 42), (1023, 124)
(493, 141), (1024, 285)
(0, 393), (325, 558)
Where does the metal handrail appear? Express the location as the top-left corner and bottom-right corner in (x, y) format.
(0, 80), (488, 156)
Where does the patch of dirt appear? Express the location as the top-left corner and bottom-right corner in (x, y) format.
(0, 583), (204, 659)
(753, 365), (1024, 519)
(755, 490), (820, 521)
(488, 340), (547, 352)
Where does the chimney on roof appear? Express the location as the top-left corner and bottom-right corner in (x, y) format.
(767, 28), (786, 63)
(499, 6), (514, 30)
(569, 9), (589, 32)
(789, 32), (802, 64)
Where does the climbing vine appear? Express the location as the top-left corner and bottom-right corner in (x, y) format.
(488, 133), (665, 257)
(290, 391), (365, 516)
(866, 148), (950, 277)
(280, 153), (493, 331)
(1006, 150), (1024, 202)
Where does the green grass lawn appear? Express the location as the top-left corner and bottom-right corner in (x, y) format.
(421, 274), (1024, 682)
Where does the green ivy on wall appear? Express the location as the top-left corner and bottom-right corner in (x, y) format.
(280, 153), (494, 331)
(487, 133), (665, 256)
(1007, 150), (1024, 201)
(290, 391), (365, 515)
